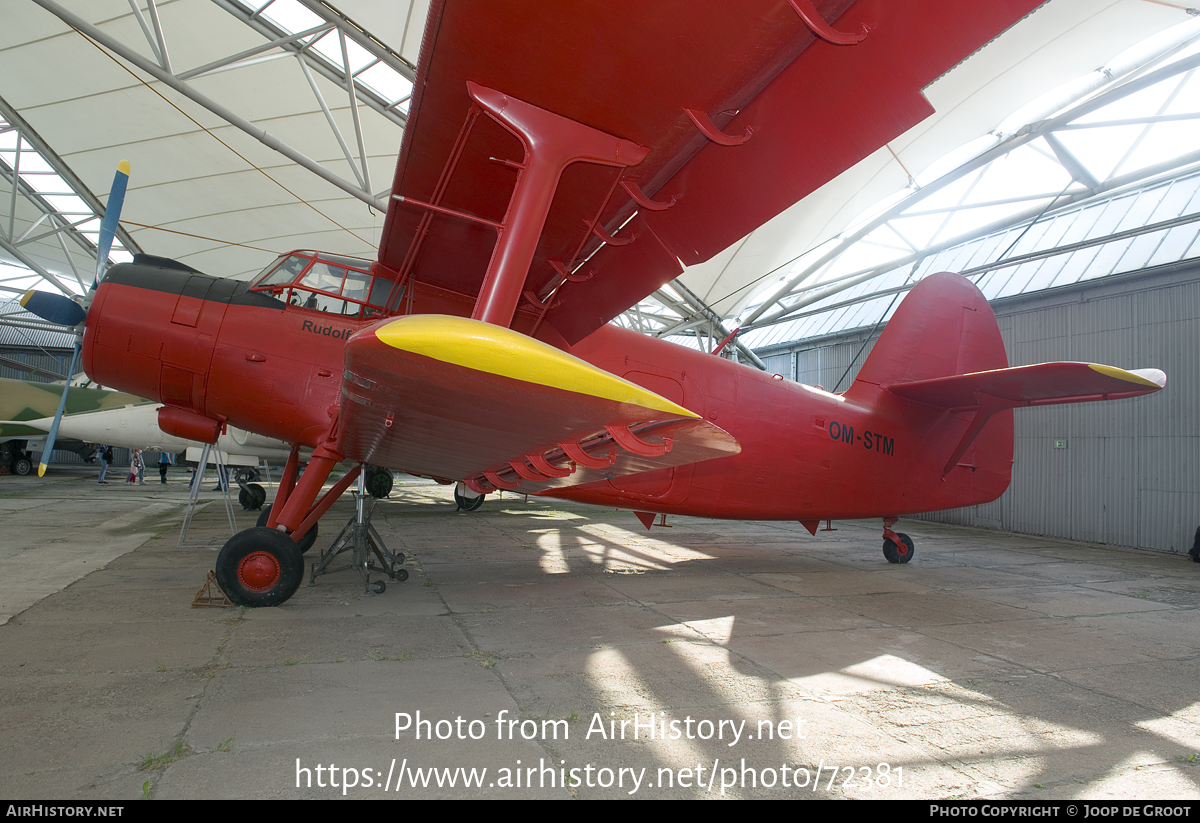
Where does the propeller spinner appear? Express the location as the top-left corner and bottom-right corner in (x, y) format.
(20, 161), (130, 476)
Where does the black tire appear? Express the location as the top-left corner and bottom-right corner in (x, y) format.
(215, 527), (304, 607)
(10, 455), (33, 476)
(256, 504), (319, 554)
(395, 568), (409, 582)
(365, 466), (393, 499)
(238, 487), (263, 511)
(454, 485), (485, 512)
(370, 580), (386, 594)
(883, 532), (915, 564)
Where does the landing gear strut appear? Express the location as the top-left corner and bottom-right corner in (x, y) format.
(235, 467), (266, 511)
(310, 471), (407, 593)
(256, 504), (318, 554)
(882, 517), (914, 564)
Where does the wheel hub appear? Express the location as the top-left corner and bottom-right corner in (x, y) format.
(238, 551), (281, 591)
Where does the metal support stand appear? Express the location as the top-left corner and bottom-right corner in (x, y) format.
(309, 471), (407, 593)
(177, 442), (239, 547)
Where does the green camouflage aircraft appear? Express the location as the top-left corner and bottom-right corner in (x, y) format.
(0, 377), (147, 475)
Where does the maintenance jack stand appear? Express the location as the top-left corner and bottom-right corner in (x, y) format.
(310, 471), (407, 593)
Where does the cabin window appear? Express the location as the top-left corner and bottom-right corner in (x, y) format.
(250, 251), (397, 318)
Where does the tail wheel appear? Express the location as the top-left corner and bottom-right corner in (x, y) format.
(882, 532), (915, 564)
(256, 504), (319, 554)
(215, 528), (304, 607)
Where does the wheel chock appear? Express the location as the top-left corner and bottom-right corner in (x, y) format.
(192, 570), (234, 608)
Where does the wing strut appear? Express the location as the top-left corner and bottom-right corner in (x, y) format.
(464, 83), (649, 328)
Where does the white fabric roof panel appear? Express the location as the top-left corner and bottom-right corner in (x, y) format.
(1, 0), (1196, 317)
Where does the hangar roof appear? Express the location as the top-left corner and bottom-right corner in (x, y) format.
(2, 0), (1198, 352)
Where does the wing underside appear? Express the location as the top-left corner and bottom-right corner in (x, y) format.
(377, 0), (1046, 343)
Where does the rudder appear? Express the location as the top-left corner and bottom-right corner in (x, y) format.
(845, 272), (1008, 398)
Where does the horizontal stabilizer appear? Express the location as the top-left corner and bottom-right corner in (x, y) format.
(339, 315), (740, 489)
(888, 362), (1165, 477)
(887, 362), (1166, 409)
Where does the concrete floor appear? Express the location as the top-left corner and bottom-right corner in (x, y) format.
(1, 467), (1198, 800)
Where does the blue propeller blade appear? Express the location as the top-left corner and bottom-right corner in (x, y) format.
(38, 343), (81, 477)
(19, 290), (86, 327)
(36, 161), (129, 476)
(93, 160), (130, 290)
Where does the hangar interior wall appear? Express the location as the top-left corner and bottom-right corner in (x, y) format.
(753, 265), (1200, 555)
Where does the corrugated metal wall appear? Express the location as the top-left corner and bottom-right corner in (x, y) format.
(1, 346), (102, 466)
(752, 265), (1200, 554)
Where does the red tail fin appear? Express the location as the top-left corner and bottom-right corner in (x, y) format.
(846, 272), (1007, 398)
(843, 272), (1014, 511)
(840, 273), (1164, 513)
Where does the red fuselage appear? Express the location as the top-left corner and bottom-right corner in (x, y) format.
(83, 258), (1012, 522)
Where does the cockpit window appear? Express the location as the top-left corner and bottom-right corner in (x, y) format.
(249, 251), (397, 318)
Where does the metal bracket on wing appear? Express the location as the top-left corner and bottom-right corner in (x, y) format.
(786, 0), (868, 45)
(603, 424), (672, 458)
(521, 289), (561, 311)
(463, 476), (492, 496)
(527, 452), (574, 478)
(684, 108), (752, 147)
(464, 421), (680, 493)
(585, 219), (636, 247)
(483, 469), (521, 491)
(559, 439), (616, 469)
(548, 259), (592, 284)
(620, 179), (676, 211)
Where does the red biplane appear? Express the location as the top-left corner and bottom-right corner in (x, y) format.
(23, 0), (1165, 606)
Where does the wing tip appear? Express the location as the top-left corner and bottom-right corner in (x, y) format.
(1088, 364), (1166, 389)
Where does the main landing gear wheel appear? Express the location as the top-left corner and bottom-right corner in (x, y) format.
(238, 483), (267, 511)
(883, 532), (915, 564)
(365, 466), (393, 499)
(10, 455), (32, 476)
(454, 481), (484, 512)
(215, 527), (305, 607)
(257, 504), (318, 554)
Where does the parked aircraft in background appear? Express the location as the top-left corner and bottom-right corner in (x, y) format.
(1, 377), (303, 491)
(22, 1), (1165, 607)
(13, 401), (301, 466)
(0, 377), (143, 475)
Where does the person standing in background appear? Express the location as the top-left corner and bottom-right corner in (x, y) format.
(98, 444), (112, 485)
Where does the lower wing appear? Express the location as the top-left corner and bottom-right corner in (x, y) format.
(338, 315), (740, 492)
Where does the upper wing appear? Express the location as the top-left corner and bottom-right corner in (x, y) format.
(377, 0), (1044, 343)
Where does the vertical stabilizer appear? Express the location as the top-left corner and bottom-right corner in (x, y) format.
(845, 272), (1008, 398)
(841, 272), (1014, 512)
